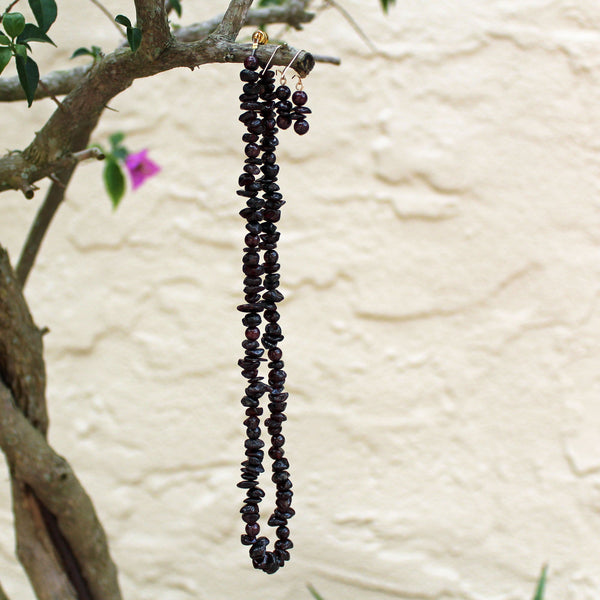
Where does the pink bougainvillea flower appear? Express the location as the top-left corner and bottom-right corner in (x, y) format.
(124, 149), (161, 190)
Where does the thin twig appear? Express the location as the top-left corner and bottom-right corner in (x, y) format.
(20, 181), (37, 199)
(320, 0), (378, 53)
(72, 147), (105, 162)
(312, 53), (341, 65)
(15, 148), (101, 284)
(89, 0), (125, 36)
(37, 80), (66, 112)
(16, 166), (76, 288)
(1, 0), (21, 20)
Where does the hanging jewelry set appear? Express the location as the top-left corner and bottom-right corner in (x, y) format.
(234, 31), (311, 574)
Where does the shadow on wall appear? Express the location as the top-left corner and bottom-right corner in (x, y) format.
(307, 564), (549, 600)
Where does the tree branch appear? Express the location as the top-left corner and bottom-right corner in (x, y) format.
(16, 166), (77, 289)
(0, 2), (318, 104)
(212, 0), (253, 41)
(0, 65), (92, 102)
(0, 36), (314, 196)
(10, 481), (78, 600)
(0, 249), (122, 599)
(134, 0), (171, 57)
(0, 247), (47, 432)
(175, 3), (315, 42)
(15, 148), (101, 288)
(0, 380), (122, 600)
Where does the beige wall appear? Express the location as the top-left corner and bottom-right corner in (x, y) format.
(2, 1), (600, 598)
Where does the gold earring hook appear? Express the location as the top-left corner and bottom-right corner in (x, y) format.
(251, 30), (269, 54)
(293, 74), (304, 91)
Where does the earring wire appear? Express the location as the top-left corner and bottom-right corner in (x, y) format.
(280, 49), (303, 81)
(261, 45), (282, 74)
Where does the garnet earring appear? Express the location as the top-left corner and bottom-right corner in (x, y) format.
(235, 33), (311, 574)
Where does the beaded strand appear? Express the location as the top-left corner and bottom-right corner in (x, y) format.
(236, 49), (310, 574)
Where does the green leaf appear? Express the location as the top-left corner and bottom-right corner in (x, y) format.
(115, 14), (132, 28)
(71, 45), (102, 59)
(307, 585), (325, 600)
(113, 148), (128, 161)
(532, 565), (548, 600)
(17, 23), (55, 46)
(28, 0), (57, 32)
(109, 132), (125, 147)
(71, 47), (92, 58)
(170, 0), (182, 17)
(380, 0), (396, 13)
(0, 33), (10, 45)
(15, 55), (39, 107)
(14, 43), (27, 58)
(109, 132), (129, 160)
(0, 47), (11, 74)
(127, 27), (142, 52)
(103, 159), (126, 209)
(257, 0), (286, 6)
(3, 12), (26, 38)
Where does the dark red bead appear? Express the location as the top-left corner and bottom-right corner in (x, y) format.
(242, 513), (259, 524)
(239, 173), (255, 186)
(275, 539), (294, 551)
(263, 209), (281, 222)
(276, 497), (292, 510)
(248, 119), (265, 134)
(277, 114), (292, 130)
(262, 164), (279, 178)
(276, 85), (291, 100)
(241, 101), (262, 111)
(239, 110), (257, 124)
(244, 163), (260, 175)
(269, 447), (284, 459)
(245, 233), (260, 247)
(294, 119), (309, 135)
(244, 55), (259, 70)
(292, 90), (308, 106)
(241, 69), (259, 82)
(245, 143), (260, 158)
(244, 416), (260, 428)
(241, 534), (257, 545)
(264, 310), (280, 323)
(276, 100), (292, 112)
(271, 435), (285, 448)
(242, 264), (263, 277)
(245, 328), (261, 341)
(268, 348), (283, 361)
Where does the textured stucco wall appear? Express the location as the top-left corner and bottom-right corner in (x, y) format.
(2, 1), (600, 598)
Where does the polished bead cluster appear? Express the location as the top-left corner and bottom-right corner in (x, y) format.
(275, 83), (311, 135)
(236, 53), (310, 574)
